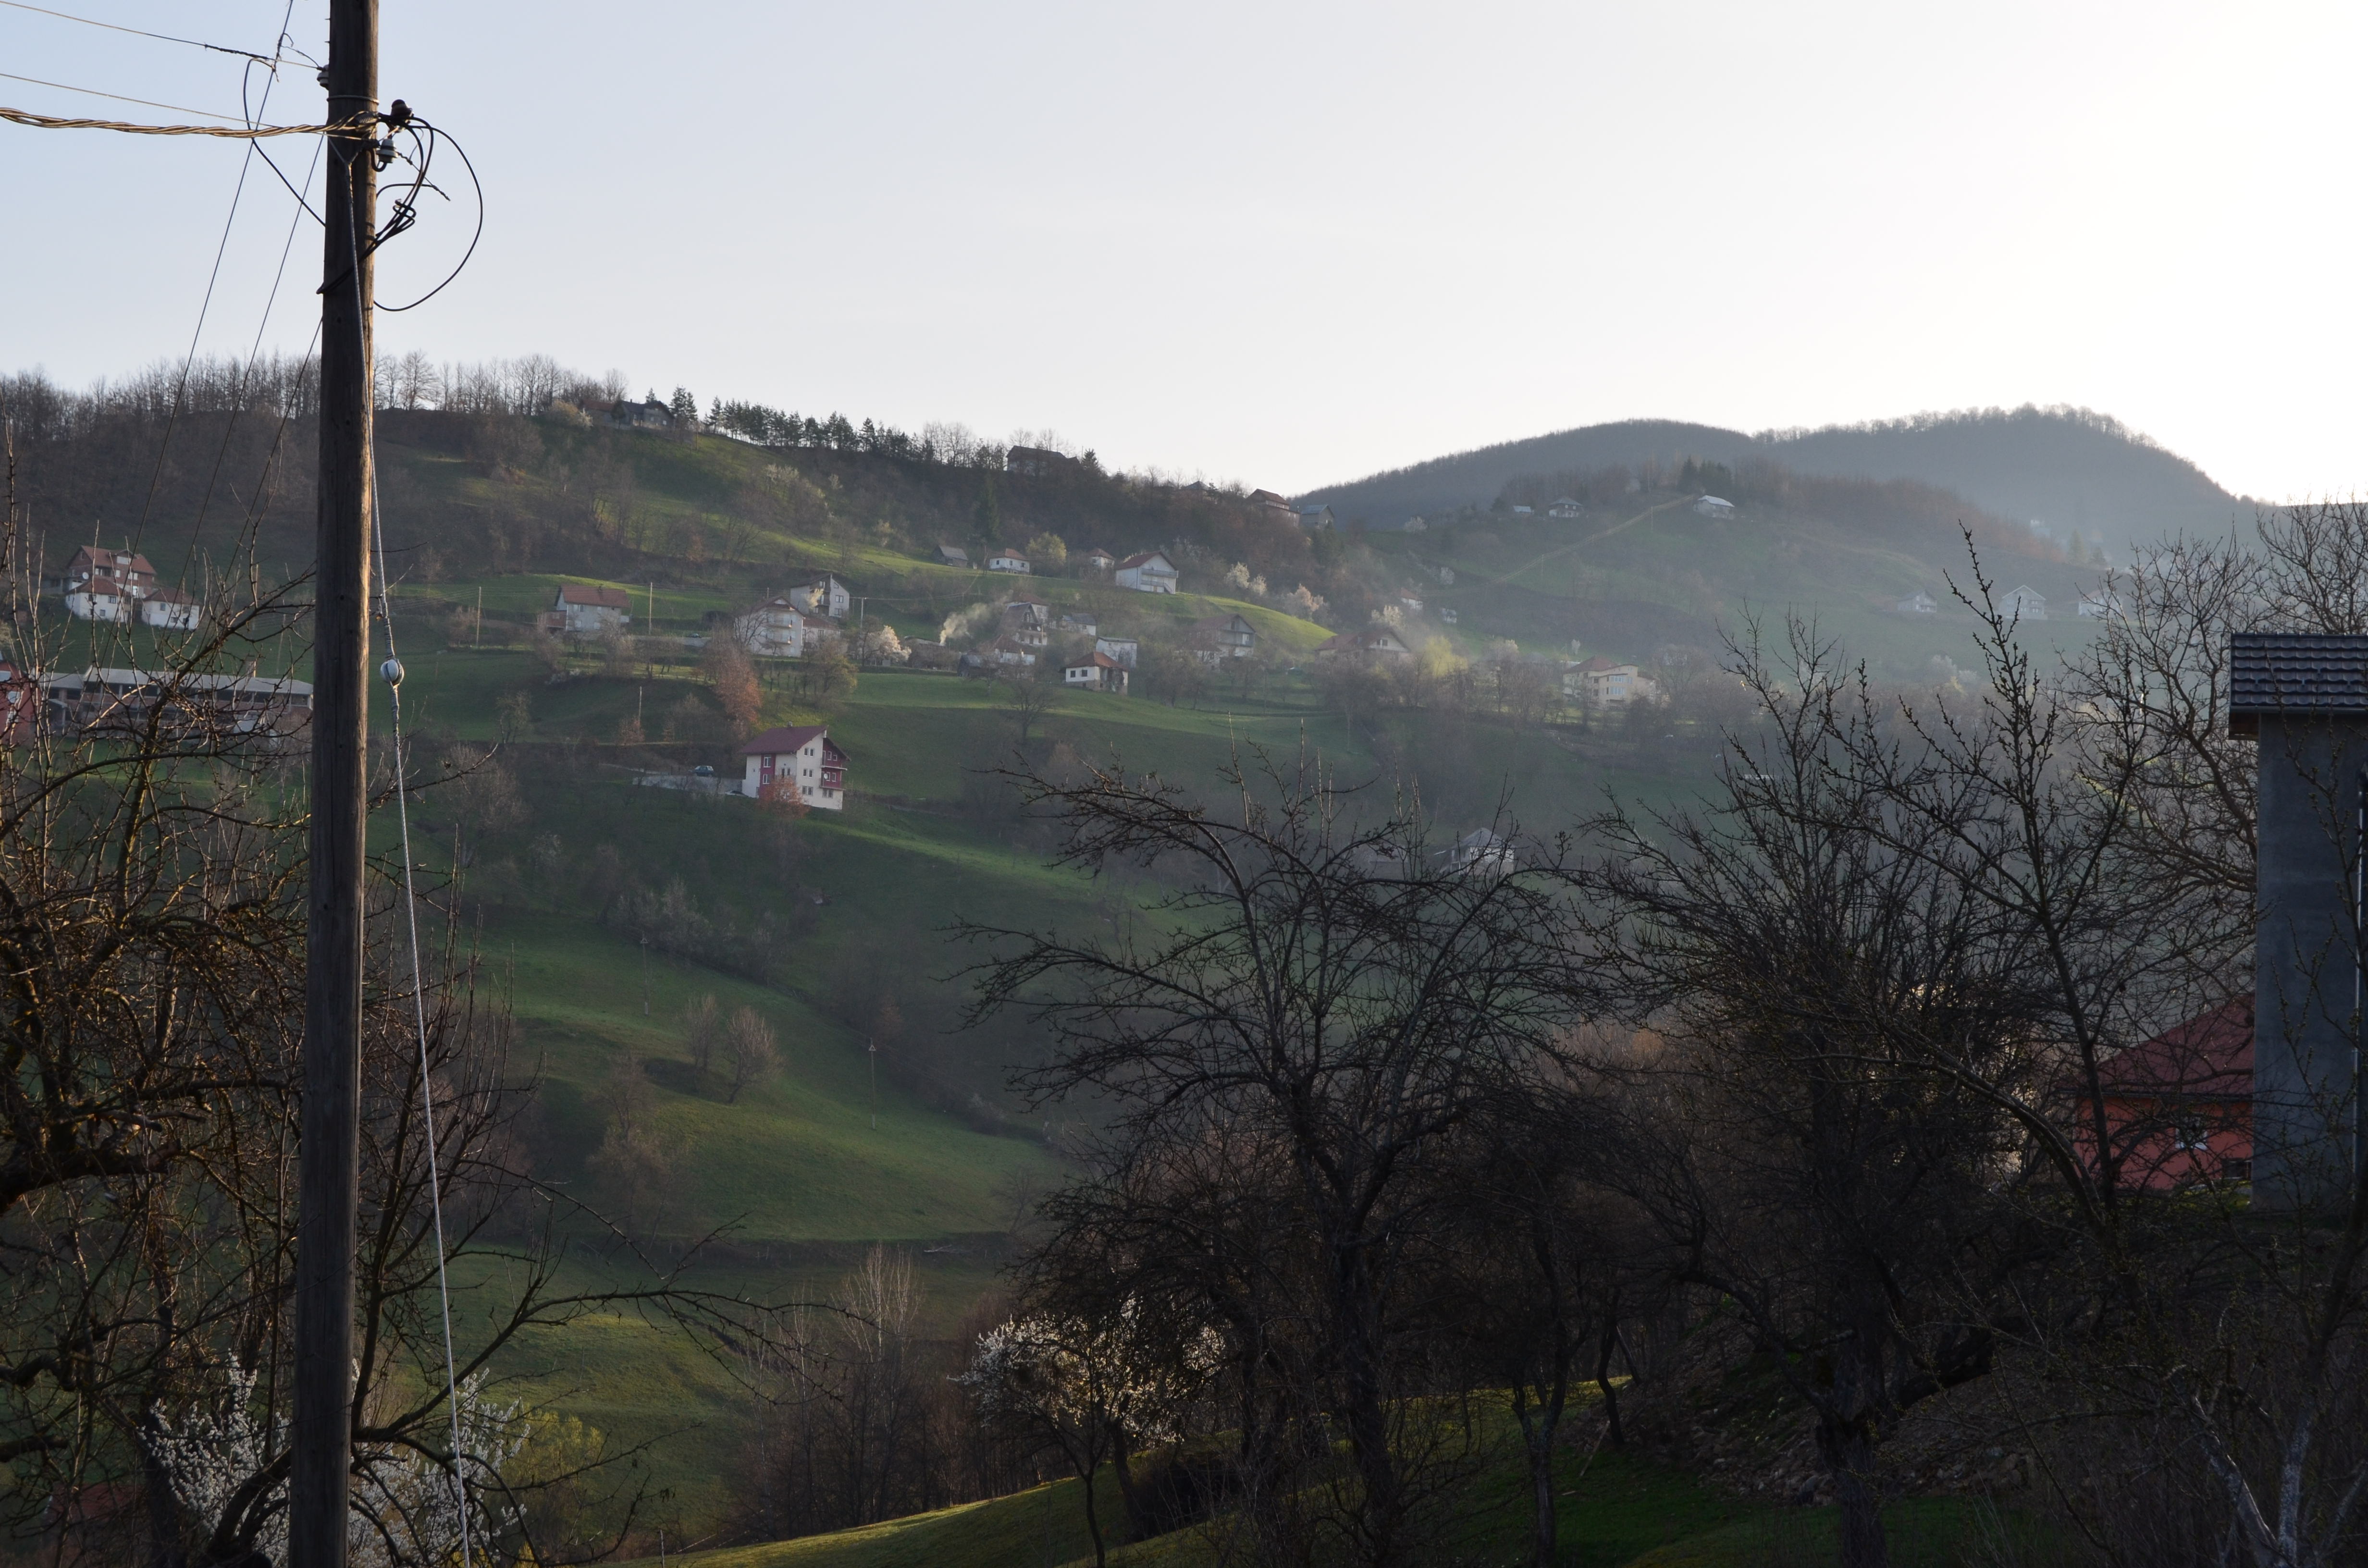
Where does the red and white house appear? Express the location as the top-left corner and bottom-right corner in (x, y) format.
(740, 724), (850, 810)
(1063, 650), (1129, 693)
(556, 583), (632, 635)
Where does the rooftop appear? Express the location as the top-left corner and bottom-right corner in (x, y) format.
(2229, 633), (2368, 729)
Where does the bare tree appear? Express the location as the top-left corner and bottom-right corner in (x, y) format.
(997, 662), (1062, 752)
(724, 1005), (779, 1104)
(683, 992), (720, 1077)
(964, 751), (1599, 1567)
(1585, 620), (2033, 1568)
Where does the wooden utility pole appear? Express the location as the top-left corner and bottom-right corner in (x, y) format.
(290, 0), (377, 1561)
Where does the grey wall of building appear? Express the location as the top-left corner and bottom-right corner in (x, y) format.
(2252, 716), (2367, 1207)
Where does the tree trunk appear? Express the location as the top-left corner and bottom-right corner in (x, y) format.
(1816, 1412), (1889, 1568)
(1327, 1237), (1408, 1566)
(1595, 1316), (1626, 1449)
(1522, 1411), (1558, 1568)
(1078, 1457), (1108, 1568)
(1111, 1430), (1145, 1544)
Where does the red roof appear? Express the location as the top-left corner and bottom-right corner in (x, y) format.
(68, 545), (157, 579)
(2098, 998), (2252, 1099)
(1068, 650), (1124, 671)
(559, 584), (632, 609)
(740, 723), (828, 757)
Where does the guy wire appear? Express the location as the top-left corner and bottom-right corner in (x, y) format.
(343, 133), (474, 1566)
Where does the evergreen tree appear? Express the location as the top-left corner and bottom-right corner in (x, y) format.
(669, 386), (698, 425)
(974, 476), (1001, 542)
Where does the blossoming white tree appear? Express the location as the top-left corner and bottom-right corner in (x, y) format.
(149, 1364), (529, 1568)
(961, 1304), (1217, 1568)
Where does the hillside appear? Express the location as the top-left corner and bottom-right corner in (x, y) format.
(1302, 405), (2250, 550)
(0, 371), (2169, 1557)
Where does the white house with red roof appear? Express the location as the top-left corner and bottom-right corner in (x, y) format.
(740, 723), (849, 809)
(138, 585), (203, 632)
(1062, 650), (1129, 693)
(1114, 551), (1179, 594)
(62, 544), (160, 624)
(556, 583), (632, 635)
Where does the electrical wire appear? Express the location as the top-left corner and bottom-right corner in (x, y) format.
(0, 0), (277, 61)
(0, 79), (364, 135)
(244, 49), (323, 223)
(375, 115), (482, 313)
(128, 0), (298, 564)
(0, 67), (251, 121)
(176, 128), (321, 591)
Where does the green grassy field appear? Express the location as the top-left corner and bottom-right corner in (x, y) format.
(388, 635), (1738, 1541)
(624, 1436), (2028, 1568)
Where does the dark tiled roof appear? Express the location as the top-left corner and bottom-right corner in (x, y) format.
(2229, 633), (2368, 722)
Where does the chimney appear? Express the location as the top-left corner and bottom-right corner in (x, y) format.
(2230, 633), (2368, 1206)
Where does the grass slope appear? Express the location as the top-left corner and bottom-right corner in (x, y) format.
(629, 1438), (2021, 1568)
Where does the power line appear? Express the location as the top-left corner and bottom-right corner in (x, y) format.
(0, 0), (277, 62)
(176, 128), (322, 590)
(0, 67), (247, 122)
(130, 0), (299, 563)
(0, 100), (354, 135)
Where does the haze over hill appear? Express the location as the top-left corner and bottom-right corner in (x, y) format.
(1302, 406), (2252, 550)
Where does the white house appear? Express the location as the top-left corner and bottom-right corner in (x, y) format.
(986, 636), (1037, 666)
(788, 574), (853, 620)
(2002, 585), (2048, 621)
(1547, 498), (1585, 519)
(1693, 495), (1736, 518)
(1080, 548), (1116, 573)
(1566, 656), (1658, 706)
(740, 723), (848, 809)
(1296, 505), (1335, 531)
(1063, 650), (1129, 693)
(1095, 636), (1139, 668)
(2078, 591), (2118, 620)
(987, 550), (1032, 575)
(1114, 551), (1179, 593)
(62, 545), (160, 623)
(139, 586), (202, 631)
(1057, 611), (1098, 636)
(1896, 591), (1937, 615)
(1510, 505), (1535, 516)
(1313, 629), (1411, 662)
(556, 584), (632, 635)
(734, 596), (811, 658)
(1442, 828), (1517, 878)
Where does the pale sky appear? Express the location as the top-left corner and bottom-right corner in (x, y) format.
(3, 1), (2362, 499)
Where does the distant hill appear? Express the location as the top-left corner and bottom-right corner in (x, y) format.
(1303, 406), (2251, 550)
